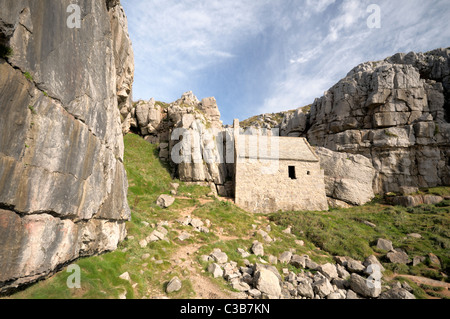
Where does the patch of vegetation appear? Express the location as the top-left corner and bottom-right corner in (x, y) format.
(269, 195), (450, 280)
(395, 277), (428, 299)
(423, 186), (450, 197)
(301, 104), (312, 114)
(28, 105), (36, 115)
(434, 123), (440, 136)
(24, 72), (33, 81)
(384, 129), (399, 138)
(5, 133), (449, 299)
(155, 101), (169, 109)
(0, 44), (13, 59)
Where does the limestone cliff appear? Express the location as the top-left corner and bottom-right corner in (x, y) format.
(306, 48), (450, 194)
(129, 92), (233, 196)
(258, 48), (449, 201)
(0, 0), (133, 293)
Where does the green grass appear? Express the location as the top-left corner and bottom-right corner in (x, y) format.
(155, 101), (169, 109)
(269, 198), (450, 281)
(24, 72), (33, 81)
(4, 133), (449, 299)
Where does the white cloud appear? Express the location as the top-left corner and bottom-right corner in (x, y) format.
(306, 0), (336, 13)
(123, 0), (450, 121)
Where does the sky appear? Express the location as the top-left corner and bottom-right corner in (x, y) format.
(122, 0), (450, 125)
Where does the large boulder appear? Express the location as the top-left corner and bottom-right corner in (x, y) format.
(379, 288), (416, 299)
(254, 268), (282, 298)
(0, 0), (131, 293)
(349, 273), (382, 298)
(315, 147), (376, 205)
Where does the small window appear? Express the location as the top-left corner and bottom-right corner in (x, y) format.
(289, 166), (297, 180)
(307, 171), (311, 176)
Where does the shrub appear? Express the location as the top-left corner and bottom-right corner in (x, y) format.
(0, 44), (13, 59)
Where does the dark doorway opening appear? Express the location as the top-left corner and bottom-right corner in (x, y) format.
(289, 166), (297, 180)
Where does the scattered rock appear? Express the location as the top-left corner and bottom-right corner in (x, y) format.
(386, 249), (410, 264)
(208, 263), (224, 278)
(295, 240), (305, 246)
(282, 226), (292, 234)
(313, 277), (334, 298)
(363, 255), (385, 273)
(297, 279), (315, 298)
(119, 272), (131, 282)
(336, 264), (351, 279)
(251, 241), (264, 256)
(407, 233), (422, 239)
(237, 248), (250, 258)
(318, 263), (339, 280)
(362, 220), (377, 228)
(334, 256), (348, 267)
(190, 218), (204, 229)
(379, 288), (416, 299)
(377, 238), (394, 252)
(119, 290), (127, 300)
(305, 259), (319, 270)
(279, 251), (293, 264)
(428, 253), (441, 268)
(349, 273), (381, 298)
(254, 268), (282, 298)
(346, 289), (360, 299)
(170, 183), (180, 191)
(210, 249), (228, 264)
(268, 255), (278, 265)
(413, 256), (426, 266)
(156, 195), (175, 208)
(257, 230), (273, 243)
(166, 277), (182, 293)
(327, 292), (345, 299)
(399, 186), (419, 196)
(401, 281), (413, 292)
(231, 279), (251, 292)
(200, 255), (212, 262)
(290, 255), (307, 268)
(139, 239), (148, 248)
(346, 258), (366, 273)
(178, 232), (191, 241)
(248, 289), (262, 298)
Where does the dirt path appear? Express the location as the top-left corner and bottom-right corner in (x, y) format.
(389, 274), (450, 299)
(170, 243), (242, 299)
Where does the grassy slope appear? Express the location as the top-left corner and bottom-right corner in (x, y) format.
(270, 197), (450, 282)
(4, 133), (449, 299)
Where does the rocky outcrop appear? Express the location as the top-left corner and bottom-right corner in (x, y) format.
(129, 92), (233, 196)
(315, 147), (376, 206)
(0, 0), (132, 293)
(108, 3), (135, 134)
(306, 48), (450, 194)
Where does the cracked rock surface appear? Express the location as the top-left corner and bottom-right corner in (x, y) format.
(0, 0), (133, 293)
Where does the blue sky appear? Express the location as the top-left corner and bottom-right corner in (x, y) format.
(122, 0), (450, 125)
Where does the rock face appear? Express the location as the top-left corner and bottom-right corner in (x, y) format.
(315, 147), (376, 205)
(0, 0), (132, 293)
(306, 48), (450, 194)
(128, 92), (232, 196)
